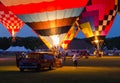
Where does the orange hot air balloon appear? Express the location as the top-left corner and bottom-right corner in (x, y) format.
(1, 0), (89, 49)
(0, 2), (24, 38)
(77, 0), (118, 51)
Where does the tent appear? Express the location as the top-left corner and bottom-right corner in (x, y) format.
(6, 46), (30, 52)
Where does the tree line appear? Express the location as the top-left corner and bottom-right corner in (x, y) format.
(104, 37), (120, 50)
(0, 37), (44, 50)
(73, 37), (120, 50)
(0, 37), (120, 50)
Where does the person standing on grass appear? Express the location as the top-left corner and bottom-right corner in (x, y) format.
(72, 52), (78, 67)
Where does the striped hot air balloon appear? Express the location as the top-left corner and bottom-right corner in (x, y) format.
(1, 0), (89, 49)
(60, 21), (80, 49)
(77, 0), (118, 51)
(0, 2), (24, 37)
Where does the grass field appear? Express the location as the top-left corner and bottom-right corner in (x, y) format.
(0, 56), (120, 83)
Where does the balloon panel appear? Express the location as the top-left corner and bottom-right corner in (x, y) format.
(39, 33), (66, 49)
(2, 0), (88, 14)
(79, 0), (117, 39)
(35, 26), (70, 36)
(80, 22), (94, 38)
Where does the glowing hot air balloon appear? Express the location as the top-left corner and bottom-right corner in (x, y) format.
(77, 0), (118, 53)
(0, 1), (24, 38)
(61, 21), (80, 50)
(1, 0), (89, 49)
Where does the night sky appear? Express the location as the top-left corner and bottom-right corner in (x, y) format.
(0, 13), (120, 38)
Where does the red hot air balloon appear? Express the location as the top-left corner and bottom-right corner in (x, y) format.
(0, 1), (24, 38)
(77, 0), (118, 52)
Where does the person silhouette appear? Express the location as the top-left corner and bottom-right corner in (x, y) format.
(72, 52), (78, 67)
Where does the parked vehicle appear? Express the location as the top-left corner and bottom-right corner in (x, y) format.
(16, 52), (61, 72)
(79, 50), (90, 58)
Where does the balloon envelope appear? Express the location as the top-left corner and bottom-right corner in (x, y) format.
(78, 0), (118, 42)
(1, 0), (89, 48)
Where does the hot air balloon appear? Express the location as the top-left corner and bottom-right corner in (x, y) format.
(1, 0), (89, 49)
(0, 1), (24, 38)
(77, 0), (118, 56)
(60, 21), (80, 50)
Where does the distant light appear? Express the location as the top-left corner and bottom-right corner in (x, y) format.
(26, 55), (28, 58)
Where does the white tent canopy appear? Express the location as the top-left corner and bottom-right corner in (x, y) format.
(6, 46), (30, 52)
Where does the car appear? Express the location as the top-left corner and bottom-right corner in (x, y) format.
(16, 52), (57, 72)
(79, 50), (90, 58)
